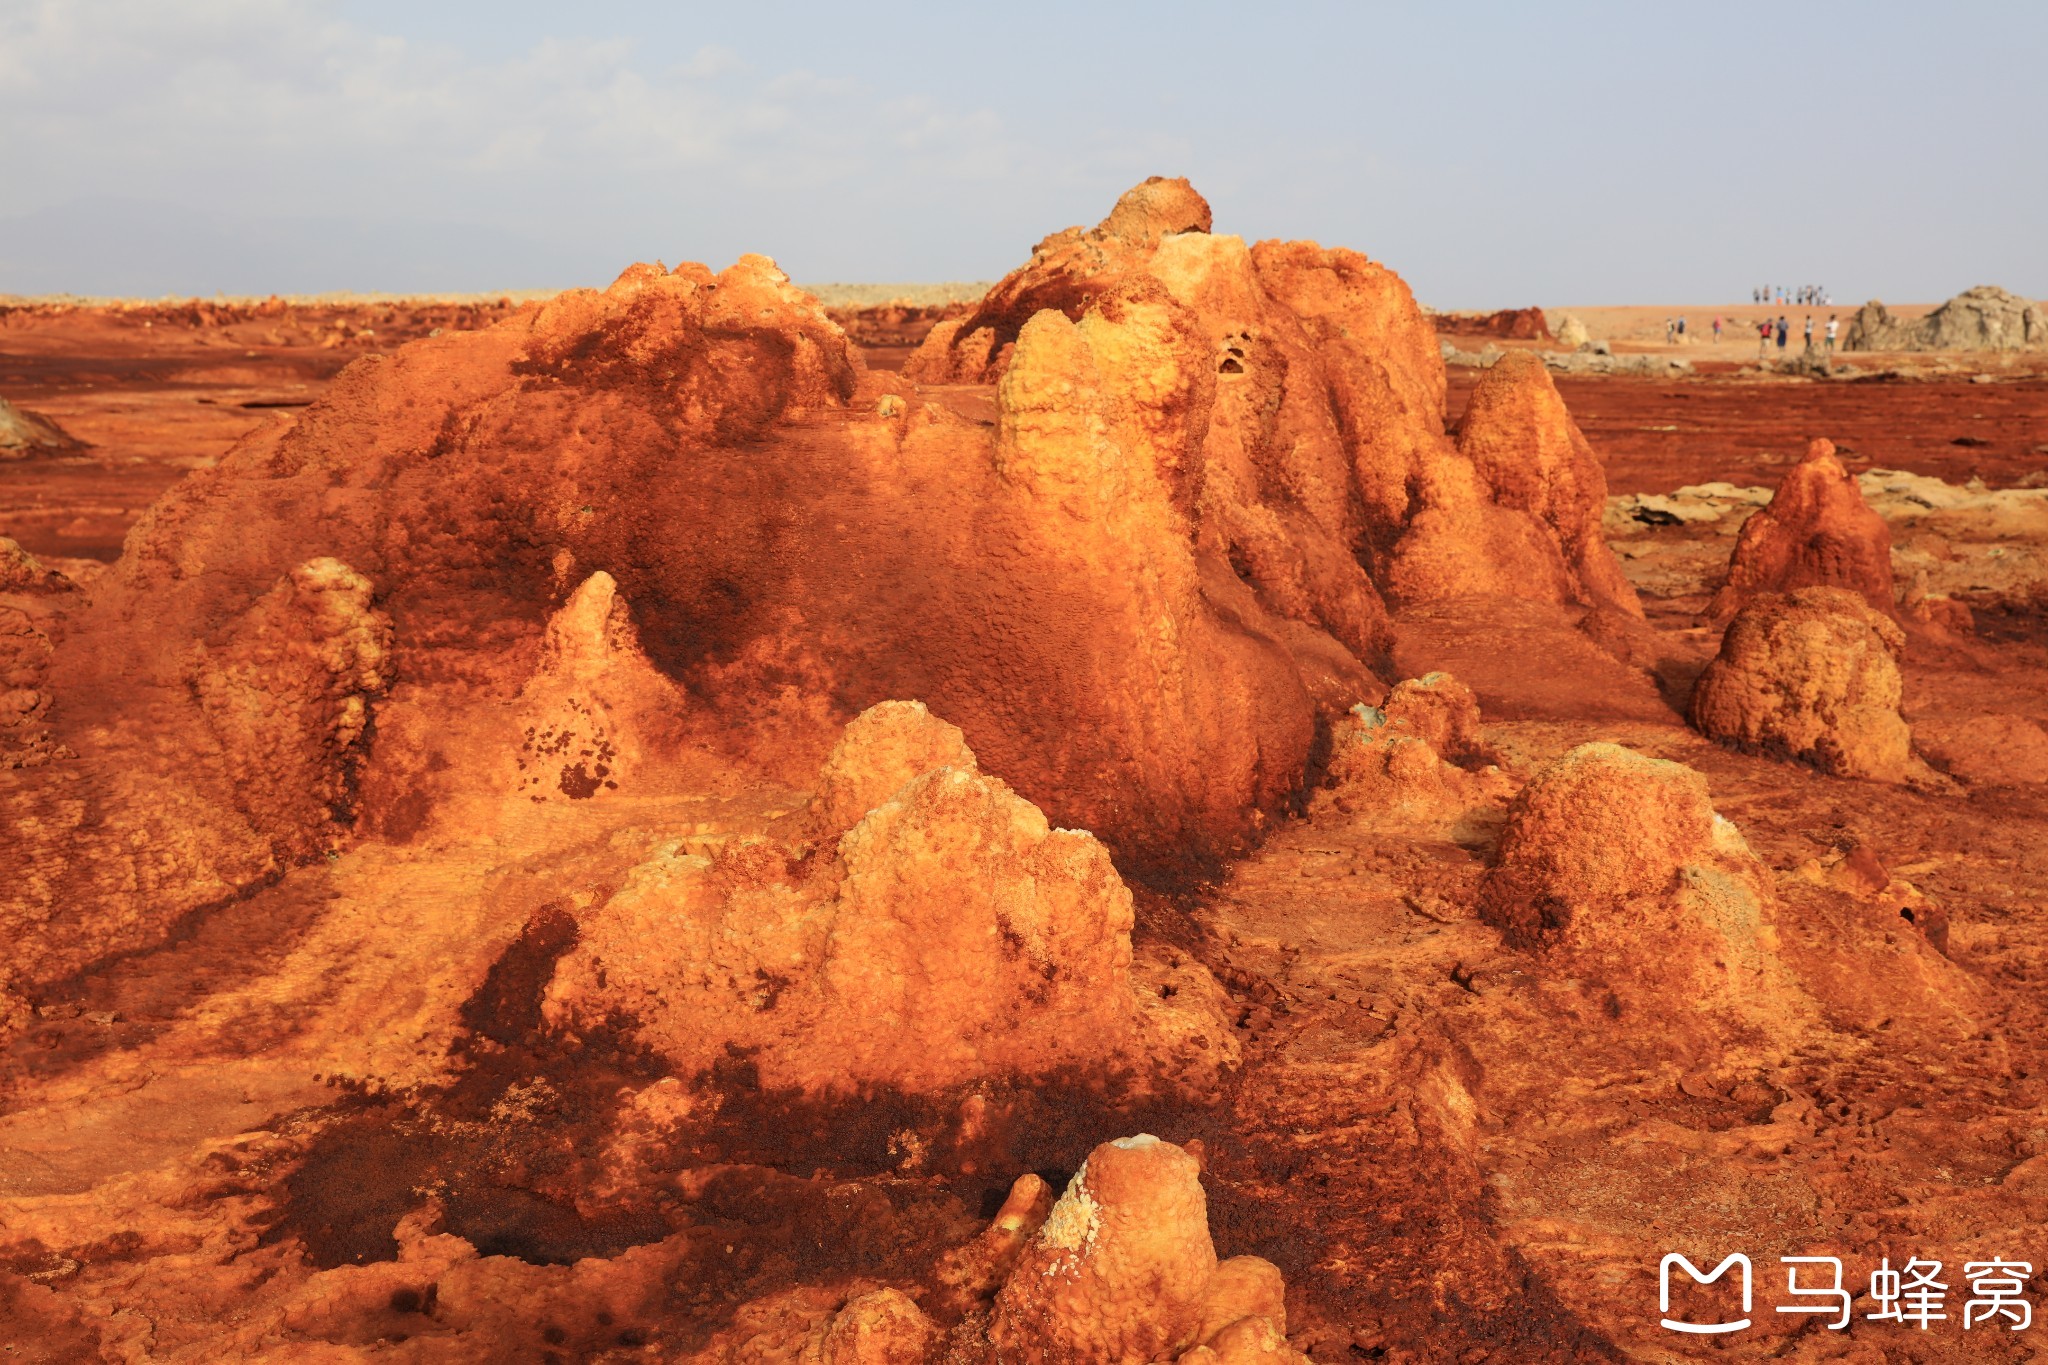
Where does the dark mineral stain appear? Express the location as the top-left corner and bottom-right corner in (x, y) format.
(558, 763), (604, 799)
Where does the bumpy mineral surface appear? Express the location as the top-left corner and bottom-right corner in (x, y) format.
(1690, 585), (1924, 783)
(1706, 437), (1896, 621)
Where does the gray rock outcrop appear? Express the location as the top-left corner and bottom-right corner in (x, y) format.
(1845, 287), (2048, 352)
(1437, 340), (1692, 377)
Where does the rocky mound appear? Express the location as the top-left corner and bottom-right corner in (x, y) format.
(1, 178), (1649, 993)
(1478, 742), (1780, 1010)
(0, 246), (1308, 986)
(506, 569), (687, 803)
(1690, 586), (1924, 783)
(1845, 285), (2048, 352)
(0, 536), (71, 594)
(192, 557), (393, 860)
(1316, 672), (1511, 829)
(1706, 437), (1894, 621)
(0, 396), (75, 456)
(990, 1135), (1301, 1364)
(1452, 350), (1642, 618)
(812, 697), (978, 834)
(544, 701), (1234, 1093)
(906, 179), (1648, 615)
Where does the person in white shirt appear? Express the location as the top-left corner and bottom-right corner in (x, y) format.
(1826, 315), (1839, 352)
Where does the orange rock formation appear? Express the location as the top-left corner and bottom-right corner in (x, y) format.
(3, 177), (1650, 999)
(1706, 437), (1895, 621)
(989, 1135), (1301, 1364)
(0, 245), (1316, 988)
(910, 177), (1649, 635)
(544, 701), (1231, 1092)
(192, 556), (393, 859)
(1690, 586), (1923, 782)
(1478, 743), (1783, 1014)
(1452, 350), (1642, 617)
(0, 537), (70, 595)
(1316, 672), (1511, 829)
(504, 569), (686, 802)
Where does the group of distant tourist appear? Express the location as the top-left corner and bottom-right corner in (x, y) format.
(1664, 314), (1728, 344)
(1753, 312), (1840, 357)
(1754, 284), (1832, 306)
(1660, 296), (1842, 358)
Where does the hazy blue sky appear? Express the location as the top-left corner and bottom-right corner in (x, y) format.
(2, 1), (2042, 305)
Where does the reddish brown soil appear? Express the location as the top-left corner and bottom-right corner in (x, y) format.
(1451, 369), (2048, 494)
(829, 301), (973, 375)
(0, 299), (525, 559)
(825, 301), (973, 349)
(1432, 306), (1551, 341)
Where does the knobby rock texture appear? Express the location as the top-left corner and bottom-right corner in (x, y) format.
(546, 699), (1235, 1093)
(1479, 743), (1782, 1017)
(1691, 586), (1920, 783)
(1452, 350), (1641, 618)
(3, 180), (1633, 994)
(1707, 437), (1895, 622)
(989, 1135), (1301, 1365)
